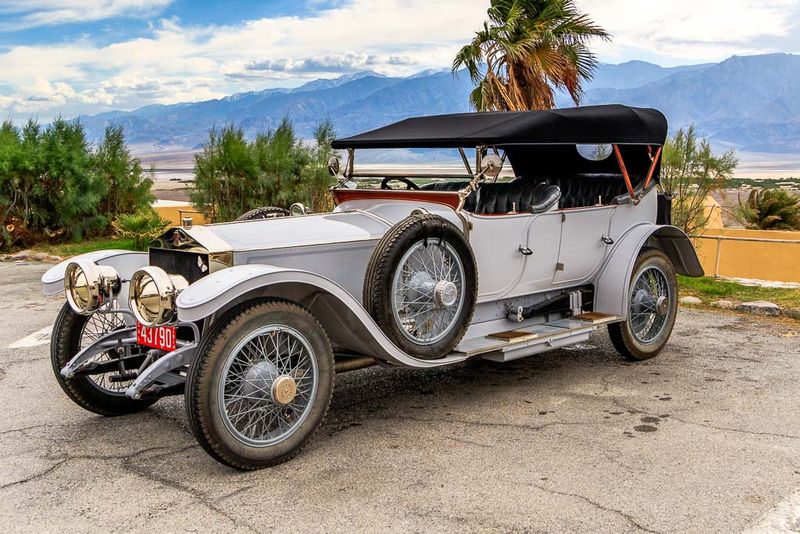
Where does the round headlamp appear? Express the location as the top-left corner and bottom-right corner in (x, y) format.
(64, 260), (121, 315)
(129, 266), (188, 327)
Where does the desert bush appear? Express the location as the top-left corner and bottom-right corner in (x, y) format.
(113, 209), (171, 249)
(0, 119), (154, 249)
(737, 188), (800, 230)
(191, 119), (336, 222)
(95, 125), (155, 217)
(660, 126), (738, 235)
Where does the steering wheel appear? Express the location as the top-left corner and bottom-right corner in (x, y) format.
(381, 177), (420, 190)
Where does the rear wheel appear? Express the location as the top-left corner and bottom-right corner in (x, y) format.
(608, 249), (678, 361)
(51, 303), (155, 416)
(185, 300), (334, 470)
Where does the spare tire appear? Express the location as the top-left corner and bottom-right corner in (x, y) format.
(363, 214), (477, 359)
(235, 206), (290, 221)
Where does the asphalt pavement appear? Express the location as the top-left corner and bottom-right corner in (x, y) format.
(1, 261), (799, 533)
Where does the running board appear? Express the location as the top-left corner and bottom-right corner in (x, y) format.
(452, 313), (622, 363)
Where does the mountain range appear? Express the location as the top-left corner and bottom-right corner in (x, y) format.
(78, 53), (800, 155)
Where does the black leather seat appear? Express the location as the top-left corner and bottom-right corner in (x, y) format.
(419, 181), (470, 192)
(546, 173), (640, 209)
(419, 180), (476, 211)
(473, 180), (561, 215)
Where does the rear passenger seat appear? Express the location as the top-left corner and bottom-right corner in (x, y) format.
(545, 173), (642, 209)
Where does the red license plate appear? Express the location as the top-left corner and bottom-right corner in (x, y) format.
(136, 323), (177, 351)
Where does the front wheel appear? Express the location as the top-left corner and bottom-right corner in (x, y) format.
(608, 249), (678, 361)
(51, 303), (155, 416)
(185, 300), (334, 470)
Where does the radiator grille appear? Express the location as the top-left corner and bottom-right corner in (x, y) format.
(149, 248), (210, 284)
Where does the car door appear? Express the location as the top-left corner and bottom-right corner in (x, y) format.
(467, 213), (531, 301)
(513, 211), (563, 295)
(552, 206), (614, 285)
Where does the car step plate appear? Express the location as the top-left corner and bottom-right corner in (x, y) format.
(452, 315), (623, 359)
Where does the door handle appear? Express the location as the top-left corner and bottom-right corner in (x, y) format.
(518, 245), (533, 256)
(601, 235), (614, 245)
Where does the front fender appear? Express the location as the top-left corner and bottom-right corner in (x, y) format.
(593, 224), (703, 317)
(176, 264), (468, 369)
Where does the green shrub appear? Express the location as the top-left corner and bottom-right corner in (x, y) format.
(113, 209), (171, 250)
(737, 188), (800, 230)
(94, 125), (155, 217)
(660, 126), (738, 235)
(191, 118), (336, 222)
(0, 119), (154, 250)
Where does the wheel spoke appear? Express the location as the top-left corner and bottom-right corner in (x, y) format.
(218, 325), (319, 447)
(391, 240), (466, 345)
(628, 265), (672, 344)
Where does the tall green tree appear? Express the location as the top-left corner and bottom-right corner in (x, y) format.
(453, 0), (609, 111)
(191, 125), (259, 223)
(191, 119), (336, 222)
(660, 126), (738, 235)
(303, 120), (336, 212)
(94, 125), (155, 217)
(40, 118), (108, 239)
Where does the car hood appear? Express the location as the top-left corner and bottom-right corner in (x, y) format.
(182, 211), (390, 253)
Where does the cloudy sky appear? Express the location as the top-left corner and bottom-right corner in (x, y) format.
(0, 0), (798, 120)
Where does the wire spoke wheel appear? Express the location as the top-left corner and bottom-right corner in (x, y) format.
(218, 325), (319, 447)
(364, 214), (477, 360)
(628, 266), (670, 344)
(79, 311), (134, 395)
(391, 239), (465, 345)
(608, 249), (678, 362)
(51, 303), (155, 416)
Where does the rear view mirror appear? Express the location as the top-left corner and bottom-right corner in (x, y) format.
(327, 156), (340, 176)
(481, 154), (504, 177)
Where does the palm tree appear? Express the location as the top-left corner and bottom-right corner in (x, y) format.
(453, 0), (609, 111)
(738, 188), (800, 230)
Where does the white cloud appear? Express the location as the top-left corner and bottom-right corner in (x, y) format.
(0, 0), (798, 120)
(0, 0), (173, 29)
(577, 0), (800, 64)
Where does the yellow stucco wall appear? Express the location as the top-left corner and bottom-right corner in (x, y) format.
(703, 195), (724, 229)
(693, 228), (800, 282)
(153, 203), (209, 226)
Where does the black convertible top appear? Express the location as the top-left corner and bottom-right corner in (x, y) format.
(331, 104), (668, 149)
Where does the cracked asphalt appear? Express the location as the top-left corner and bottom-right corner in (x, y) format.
(1, 261), (800, 533)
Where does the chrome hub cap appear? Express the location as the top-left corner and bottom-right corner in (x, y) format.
(655, 295), (669, 316)
(433, 280), (458, 308)
(219, 325), (318, 447)
(629, 266), (671, 344)
(391, 239), (466, 345)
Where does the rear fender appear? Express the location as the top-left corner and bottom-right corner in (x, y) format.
(176, 264), (467, 369)
(594, 224), (703, 317)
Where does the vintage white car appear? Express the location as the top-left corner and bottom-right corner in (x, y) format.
(42, 104), (703, 470)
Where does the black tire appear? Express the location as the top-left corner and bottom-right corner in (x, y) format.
(185, 300), (334, 470)
(363, 214), (477, 360)
(50, 303), (155, 416)
(235, 206), (289, 221)
(608, 249), (678, 361)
